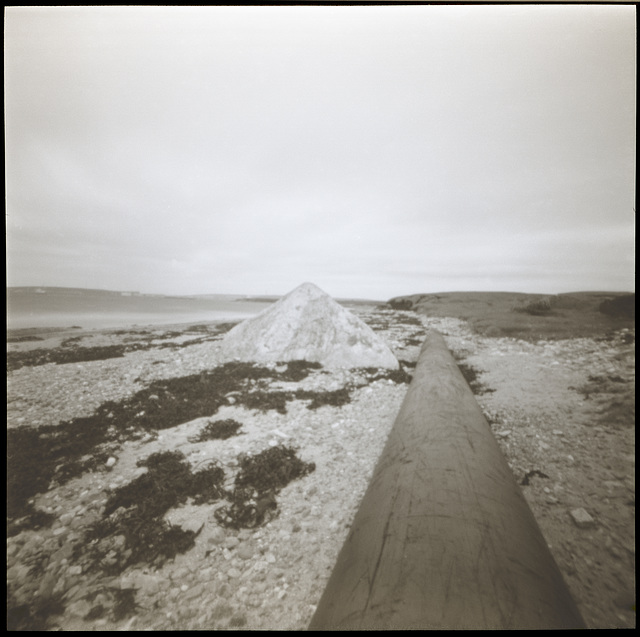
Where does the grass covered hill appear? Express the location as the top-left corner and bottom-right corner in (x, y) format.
(386, 291), (634, 341)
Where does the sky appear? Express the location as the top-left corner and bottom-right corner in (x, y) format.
(5, 5), (636, 300)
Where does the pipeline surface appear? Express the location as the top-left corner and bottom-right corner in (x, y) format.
(309, 330), (585, 630)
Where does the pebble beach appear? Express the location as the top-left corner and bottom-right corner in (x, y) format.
(7, 306), (635, 630)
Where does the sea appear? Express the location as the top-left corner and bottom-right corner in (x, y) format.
(6, 287), (272, 331)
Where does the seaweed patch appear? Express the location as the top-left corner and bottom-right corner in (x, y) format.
(7, 361), (324, 519)
(82, 451), (224, 574)
(456, 362), (495, 395)
(188, 418), (244, 442)
(6, 322), (239, 372)
(7, 589), (65, 631)
(8, 356), (412, 520)
(215, 445), (315, 529)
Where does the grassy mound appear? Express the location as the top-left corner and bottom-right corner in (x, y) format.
(599, 294), (634, 319)
(386, 291), (635, 340)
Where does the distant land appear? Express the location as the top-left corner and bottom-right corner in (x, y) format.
(7, 286), (633, 338)
(5, 286), (384, 331)
(6, 287), (274, 330)
(387, 290), (634, 340)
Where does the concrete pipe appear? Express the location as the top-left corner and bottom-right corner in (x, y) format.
(309, 330), (585, 630)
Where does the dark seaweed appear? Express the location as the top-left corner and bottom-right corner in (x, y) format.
(110, 588), (140, 622)
(189, 418), (243, 442)
(7, 357), (406, 521)
(6, 322), (240, 372)
(521, 470), (550, 486)
(215, 445), (315, 529)
(456, 362), (495, 395)
(83, 451), (223, 573)
(7, 590), (65, 631)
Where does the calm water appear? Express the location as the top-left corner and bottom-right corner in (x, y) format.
(6, 289), (270, 330)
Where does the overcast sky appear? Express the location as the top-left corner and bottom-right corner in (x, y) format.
(5, 5), (636, 300)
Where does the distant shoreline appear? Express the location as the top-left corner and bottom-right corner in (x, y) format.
(6, 288), (271, 332)
(6, 287), (384, 332)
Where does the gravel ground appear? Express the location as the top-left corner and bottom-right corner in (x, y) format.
(6, 308), (635, 630)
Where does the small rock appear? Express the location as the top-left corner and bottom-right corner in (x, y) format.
(183, 583), (204, 601)
(224, 536), (239, 549)
(217, 582), (231, 598)
(237, 529), (252, 541)
(106, 456), (117, 468)
(496, 430), (511, 438)
(227, 567), (242, 579)
(67, 599), (92, 618)
(237, 543), (254, 560)
(208, 527), (226, 545)
(38, 571), (58, 600)
(181, 519), (204, 535)
(569, 507), (596, 529)
(171, 567), (191, 580)
(59, 512), (74, 525)
(265, 552), (276, 564)
(7, 543), (20, 558)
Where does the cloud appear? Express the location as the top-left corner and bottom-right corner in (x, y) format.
(5, 5), (636, 298)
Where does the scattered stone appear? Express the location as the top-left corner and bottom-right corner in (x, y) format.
(570, 508), (596, 529)
(181, 519), (204, 535)
(106, 457), (117, 468)
(6, 306), (634, 631)
(67, 599), (93, 618)
(183, 583), (204, 601)
(207, 527), (226, 545)
(237, 543), (254, 560)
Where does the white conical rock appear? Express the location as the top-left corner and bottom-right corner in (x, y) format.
(218, 282), (398, 369)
